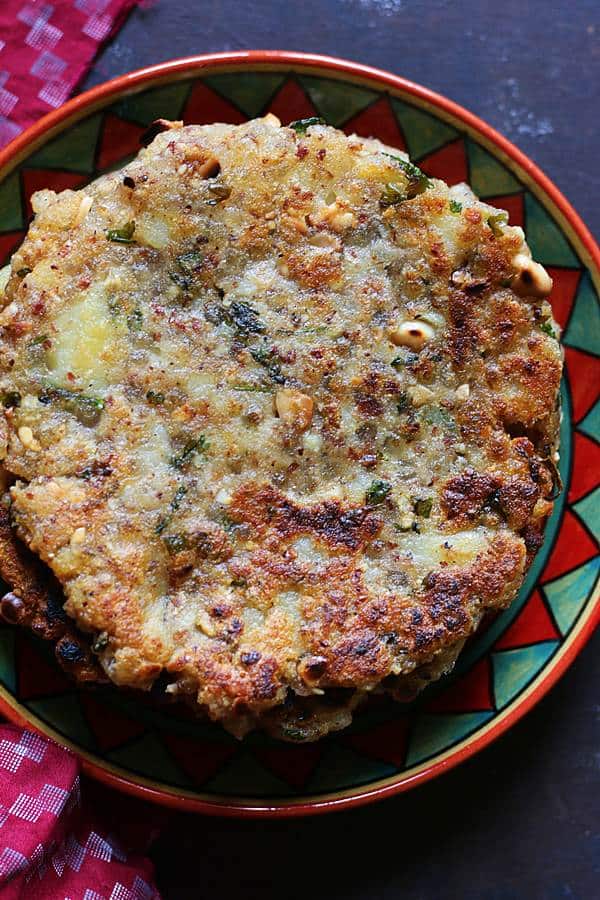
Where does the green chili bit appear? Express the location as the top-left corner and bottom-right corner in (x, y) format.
(230, 577), (248, 588)
(449, 199), (463, 214)
(384, 153), (431, 199)
(106, 221), (135, 243)
(365, 479), (392, 506)
(487, 212), (508, 237)
(38, 386), (104, 427)
(126, 307), (143, 331)
(250, 347), (285, 384)
(170, 434), (208, 469)
(163, 533), (188, 554)
(391, 351), (418, 370)
(29, 334), (49, 348)
(539, 320), (556, 338)
(414, 497), (433, 518)
(176, 251), (204, 273)
(2, 390), (20, 408)
(16, 267), (31, 278)
(228, 301), (265, 335)
(146, 390), (165, 405)
(380, 182), (407, 208)
(396, 391), (412, 414)
(288, 117), (326, 133)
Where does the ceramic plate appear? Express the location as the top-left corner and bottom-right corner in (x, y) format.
(0, 52), (598, 817)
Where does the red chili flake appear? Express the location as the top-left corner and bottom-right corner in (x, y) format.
(465, 208), (482, 224)
(67, 371), (75, 382)
(317, 148), (327, 160)
(31, 301), (45, 316)
(78, 277), (91, 289)
(296, 144), (309, 159)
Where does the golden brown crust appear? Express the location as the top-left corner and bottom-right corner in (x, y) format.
(0, 118), (562, 739)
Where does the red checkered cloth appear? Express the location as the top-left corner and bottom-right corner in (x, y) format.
(0, 724), (161, 899)
(0, 0), (138, 148)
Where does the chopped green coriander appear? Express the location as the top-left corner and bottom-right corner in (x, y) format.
(539, 320), (556, 338)
(16, 267), (31, 278)
(449, 199), (463, 214)
(170, 434), (208, 469)
(365, 479), (392, 505)
(230, 577), (248, 588)
(106, 221), (135, 243)
(487, 212), (508, 237)
(414, 497), (433, 517)
(146, 390), (165, 405)
(288, 117), (326, 133)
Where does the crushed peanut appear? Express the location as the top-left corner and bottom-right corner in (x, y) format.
(389, 320), (435, 350)
(275, 388), (314, 430)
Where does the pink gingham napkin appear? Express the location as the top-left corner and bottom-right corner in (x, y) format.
(0, 0), (137, 148)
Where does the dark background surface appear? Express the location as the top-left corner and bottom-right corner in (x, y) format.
(83, 2), (600, 898)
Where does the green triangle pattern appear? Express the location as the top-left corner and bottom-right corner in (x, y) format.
(0, 629), (16, 693)
(492, 642), (559, 709)
(108, 732), (191, 786)
(27, 115), (103, 174)
(29, 694), (95, 749)
(406, 712), (494, 766)
(203, 73), (285, 118)
(563, 273), (600, 354)
(578, 401), (600, 442)
(544, 556), (599, 637)
(110, 82), (191, 126)
(203, 750), (289, 796)
(524, 193), (579, 267)
(573, 489), (600, 543)
(0, 172), (23, 231)
(298, 75), (378, 126)
(391, 98), (458, 159)
(307, 743), (395, 791)
(467, 139), (521, 196)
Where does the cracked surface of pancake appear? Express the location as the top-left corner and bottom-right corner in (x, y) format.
(0, 116), (561, 740)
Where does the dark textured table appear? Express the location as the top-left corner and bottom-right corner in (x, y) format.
(83, 3), (599, 898)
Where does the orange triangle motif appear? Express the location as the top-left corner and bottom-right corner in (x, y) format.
(546, 267), (581, 331)
(494, 589), (560, 649)
(253, 742), (324, 790)
(161, 733), (238, 786)
(79, 693), (146, 752)
(426, 657), (493, 713)
(16, 633), (70, 700)
(343, 715), (410, 767)
(343, 96), (406, 152)
(540, 510), (598, 584)
(569, 432), (600, 503)
(0, 231), (25, 265)
(97, 114), (146, 171)
(419, 138), (468, 184)
(183, 82), (246, 126)
(267, 78), (319, 124)
(564, 347), (600, 423)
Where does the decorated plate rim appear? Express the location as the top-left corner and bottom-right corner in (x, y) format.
(0, 51), (597, 817)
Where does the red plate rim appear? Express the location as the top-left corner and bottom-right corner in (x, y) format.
(0, 50), (598, 817)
